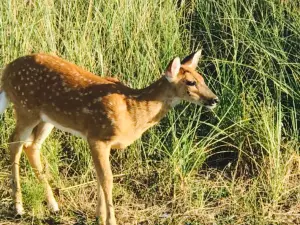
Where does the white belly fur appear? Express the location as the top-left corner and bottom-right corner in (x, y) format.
(40, 113), (86, 139)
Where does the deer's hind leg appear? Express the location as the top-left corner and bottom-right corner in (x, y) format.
(22, 122), (58, 212)
(9, 111), (40, 215)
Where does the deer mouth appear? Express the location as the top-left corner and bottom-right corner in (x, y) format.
(204, 97), (219, 109)
(204, 103), (217, 109)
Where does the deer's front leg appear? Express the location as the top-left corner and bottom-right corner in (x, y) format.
(88, 139), (116, 225)
(96, 175), (107, 222)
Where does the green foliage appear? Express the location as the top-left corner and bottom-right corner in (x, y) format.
(0, 0), (299, 224)
(22, 177), (45, 216)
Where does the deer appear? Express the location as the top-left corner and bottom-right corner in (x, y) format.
(0, 50), (218, 225)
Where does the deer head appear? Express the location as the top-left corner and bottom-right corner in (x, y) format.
(164, 50), (219, 109)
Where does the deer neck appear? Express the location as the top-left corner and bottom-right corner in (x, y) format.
(128, 77), (180, 129)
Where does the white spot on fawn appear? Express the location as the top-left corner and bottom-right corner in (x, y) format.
(82, 108), (92, 114)
(93, 97), (102, 104)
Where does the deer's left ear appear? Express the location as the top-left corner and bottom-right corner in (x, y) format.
(181, 49), (202, 69)
(164, 57), (181, 82)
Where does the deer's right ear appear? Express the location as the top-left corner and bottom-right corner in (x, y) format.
(164, 57), (181, 82)
(181, 50), (202, 69)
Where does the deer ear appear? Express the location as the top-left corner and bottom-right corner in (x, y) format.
(181, 49), (202, 69)
(165, 57), (181, 82)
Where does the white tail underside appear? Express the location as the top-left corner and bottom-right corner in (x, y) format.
(0, 91), (9, 114)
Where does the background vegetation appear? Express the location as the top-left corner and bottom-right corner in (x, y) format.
(0, 0), (299, 224)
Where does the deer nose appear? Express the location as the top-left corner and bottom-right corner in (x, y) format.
(208, 97), (219, 106)
(212, 97), (219, 104)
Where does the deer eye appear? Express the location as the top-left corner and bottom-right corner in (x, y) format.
(186, 80), (196, 86)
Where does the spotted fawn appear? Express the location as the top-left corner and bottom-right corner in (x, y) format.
(0, 50), (218, 225)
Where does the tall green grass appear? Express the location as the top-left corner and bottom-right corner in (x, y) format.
(0, 0), (299, 224)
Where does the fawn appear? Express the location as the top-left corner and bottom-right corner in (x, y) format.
(0, 50), (218, 225)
